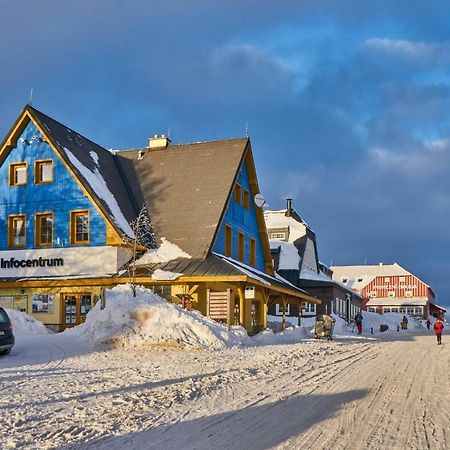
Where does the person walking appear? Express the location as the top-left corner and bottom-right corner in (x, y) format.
(354, 312), (363, 334)
(402, 315), (408, 330)
(434, 319), (444, 345)
(425, 319), (431, 330)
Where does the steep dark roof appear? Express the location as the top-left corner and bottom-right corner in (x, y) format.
(117, 138), (249, 258)
(27, 106), (137, 237)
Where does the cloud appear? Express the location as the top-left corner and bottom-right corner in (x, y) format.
(364, 38), (450, 66)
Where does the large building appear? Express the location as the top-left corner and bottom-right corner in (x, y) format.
(331, 263), (446, 319)
(0, 105), (318, 333)
(264, 200), (362, 324)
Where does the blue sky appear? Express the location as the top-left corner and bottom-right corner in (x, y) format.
(1, 1), (450, 310)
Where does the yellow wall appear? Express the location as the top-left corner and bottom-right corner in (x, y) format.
(0, 285), (105, 329)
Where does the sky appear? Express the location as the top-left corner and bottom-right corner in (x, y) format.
(1, 1), (450, 309)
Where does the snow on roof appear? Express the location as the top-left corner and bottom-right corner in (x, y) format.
(64, 147), (135, 238)
(270, 240), (301, 270)
(151, 269), (183, 281)
(330, 263), (412, 291)
(136, 237), (191, 266)
(299, 267), (332, 283)
(366, 298), (428, 306)
(263, 209), (309, 243)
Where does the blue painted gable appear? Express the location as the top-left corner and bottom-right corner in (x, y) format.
(0, 120), (107, 249)
(213, 159), (267, 272)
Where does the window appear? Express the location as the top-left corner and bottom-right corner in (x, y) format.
(383, 307), (392, 313)
(250, 238), (256, 266)
(399, 277), (405, 283)
(406, 307), (414, 315)
(8, 215), (26, 247)
(270, 232), (286, 240)
(238, 232), (244, 261)
(384, 277), (390, 282)
(275, 303), (290, 315)
(414, 307), (423, 315)
(71, 210), (89, 244)
(234, 184), (242, 205)
(370, 291), (377, 298)
(405, 291), (412, 298)
(302, 302), (316, 315)
(225, 225), (232, 257)
(388, 291), (395, 298)
(36, 213), (53, 246)
(35, 160), (53, 184)
(342, 278), (348, 283)
(357, 277), (363, 282)
(368, 307), (377, 313)
(243, 189), (250, 209)
(391, 307), (399, 313)
(9, 162), (27, 186)
(399, 307), (406, 314)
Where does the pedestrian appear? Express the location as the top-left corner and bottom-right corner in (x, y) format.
(354, 312), (363, 334)
(425, 319), (431, 330)
(434, 319), (444, 345)
(401, 315), (408, 330)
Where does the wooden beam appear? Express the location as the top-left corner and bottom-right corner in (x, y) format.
(237, 284), (245, 327)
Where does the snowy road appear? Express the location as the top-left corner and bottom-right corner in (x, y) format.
(0, 331), (448, 449)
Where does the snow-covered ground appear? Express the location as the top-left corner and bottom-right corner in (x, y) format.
(0, 286), (448, 449)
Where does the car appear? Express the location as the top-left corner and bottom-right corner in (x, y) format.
(0, 307), (15, 355)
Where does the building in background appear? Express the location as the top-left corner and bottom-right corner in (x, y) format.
(0, 105), (318, 333)
(331, 263), (446, 320)
(264, 200), (362, 324)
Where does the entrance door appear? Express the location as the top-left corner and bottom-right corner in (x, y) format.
(62, 293), (93, 329)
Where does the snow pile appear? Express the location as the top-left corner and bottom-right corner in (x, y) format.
(6, 309), (52, 335)
(136, 238), (191, 265)
(68, 285), (249, 349)
(253, 325), (313, 344)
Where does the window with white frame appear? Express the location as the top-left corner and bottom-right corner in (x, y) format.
(388, 291), (395, 298)
(405, 291), (412, 298)
(399, 307), (406, 314)
(302, 302), (316, 315)
(391, 307), (399, 313)
(368, 307), (377, 313)
(275, 304), (290, 315)
(399, 277), (405, 283)
(406, 307), (414, 315)
(383, 307), (391, 313)
(414, 307), (423, 315)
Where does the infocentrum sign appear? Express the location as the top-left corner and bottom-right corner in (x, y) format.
(0, 246), (132, 278)
(0, 257), (64, 269)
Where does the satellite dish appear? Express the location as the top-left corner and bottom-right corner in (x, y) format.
(254, 193), (266, 208)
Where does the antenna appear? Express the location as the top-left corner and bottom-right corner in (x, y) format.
(245, 121), (248, 137)
(29, 88), (34, 105)
(167, 126), (171, 138)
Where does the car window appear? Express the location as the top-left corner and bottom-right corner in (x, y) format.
(0, 309), (10, 323)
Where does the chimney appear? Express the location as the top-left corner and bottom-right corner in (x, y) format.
(286, 198), (292, 216)
(149, 134), (171, 150)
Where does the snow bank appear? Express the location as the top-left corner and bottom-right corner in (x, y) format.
(6, 309), (52, 335)
(67, 285), (249, 349)
(253, 325), (313, 345)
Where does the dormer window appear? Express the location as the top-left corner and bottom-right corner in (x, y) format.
(35, 160), (53, 184)
(342, 278), (348, 283)
(9, 162), (27, 186)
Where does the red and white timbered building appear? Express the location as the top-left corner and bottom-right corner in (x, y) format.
(331, 263), (446, 319)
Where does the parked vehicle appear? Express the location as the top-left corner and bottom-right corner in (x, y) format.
(0, 308), (15, 355)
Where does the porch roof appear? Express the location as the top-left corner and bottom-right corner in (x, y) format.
(123, 254), (320, 304)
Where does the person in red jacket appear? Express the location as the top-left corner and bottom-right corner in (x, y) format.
(434, 319), (444, 345)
